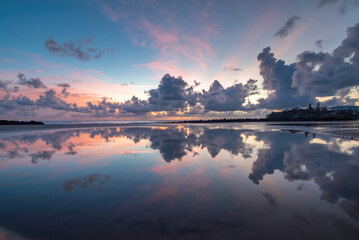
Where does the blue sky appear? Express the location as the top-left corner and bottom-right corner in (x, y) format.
(0, 0), (359, 120)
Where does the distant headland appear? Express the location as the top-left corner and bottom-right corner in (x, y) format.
(0, 120), (45, 125)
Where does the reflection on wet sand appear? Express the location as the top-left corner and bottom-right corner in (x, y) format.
(0, 125), (359, 239)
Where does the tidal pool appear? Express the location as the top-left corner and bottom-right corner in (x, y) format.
(0, 124), (359, 239)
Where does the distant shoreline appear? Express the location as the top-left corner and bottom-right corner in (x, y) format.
(0, 120), (44, 125)
(166, 118), (358, 124)
(1, 118), (358, 126)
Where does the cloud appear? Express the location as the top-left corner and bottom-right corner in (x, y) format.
(61, 87), (70, 97)
(223, 66), (241, 71)
(44, 37), (107, 61)
(62, 173), (112, 192)
(198, 128), (254, 158)
(0, 80), (19, 93)
(29, 150), (55, 164)
(2, 22), (359, 119)
(256, 47), (315, 109)
(100, 1), (127, 22)
(315, 40), (324, 48)
(292, 22), (359, 97)
(66, 142), (77, 155)
(199, 79), (258, 112)
(316, 0), (359, 14)
(146, 74), (199, 111)
(57, 83), (71, 97)
(317, 0), (339, 7)
(2, 126), (254, 163)
(274, 16), (300, 38)
(147, 74), (189, 109)
(36, 89), (72, 111)
(248, 131), (304, 184)
(57, 83), (70, 88)
(282, 140), (359, 220)
(261, 192), (278, 207)
(120, 96), (152, 115)
(17, 73), (46, 88)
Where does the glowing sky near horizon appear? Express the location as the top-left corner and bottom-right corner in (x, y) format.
(0, 0), (359, 120)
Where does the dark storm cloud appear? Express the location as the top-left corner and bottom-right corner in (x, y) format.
(223, 66), (241, 71)
(199, 79), (258, 112)
(44, 37), (106, 61)
(274, 16), (300, 38)
(256, 47), (315, 109)
(17, 73), (47, 89)
(292, 22), (359, 97)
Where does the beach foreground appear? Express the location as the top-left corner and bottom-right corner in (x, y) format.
(0, 122), (359, 239)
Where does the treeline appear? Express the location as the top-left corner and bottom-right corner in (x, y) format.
(169, 118), (267, 124)
(0, 120), (45, 125)
(171, 104), (359, 124)
(266, 104), (359, 121)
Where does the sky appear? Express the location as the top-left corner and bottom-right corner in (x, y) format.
(0, 0), (359, 121)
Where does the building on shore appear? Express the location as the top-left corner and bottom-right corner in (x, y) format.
(329, 106), (359, 112)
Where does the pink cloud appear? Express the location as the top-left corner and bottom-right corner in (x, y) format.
(100, 2), (120, 22)
(141, 19), (178, 45)
(136, 18), (214, 70)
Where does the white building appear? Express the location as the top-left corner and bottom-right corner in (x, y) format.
(330, 106), (359, 112)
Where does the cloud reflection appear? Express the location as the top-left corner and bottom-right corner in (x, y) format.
(1, 125), (359, 221)
(62, 173), (112, 192)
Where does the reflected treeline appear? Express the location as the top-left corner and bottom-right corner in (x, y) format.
(1, 126), (359, 220)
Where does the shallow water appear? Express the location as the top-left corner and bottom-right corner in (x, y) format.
(0, 124), (359, 239)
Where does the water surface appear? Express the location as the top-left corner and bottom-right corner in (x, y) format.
(0, 123), (359, 239)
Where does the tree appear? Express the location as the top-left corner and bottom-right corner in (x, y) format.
(316, 102), (320, 111)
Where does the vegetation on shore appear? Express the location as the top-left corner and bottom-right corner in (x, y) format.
(266, 104), (358, 121)
(171, 104), (359, 124)
(0, 120), (45, 125)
